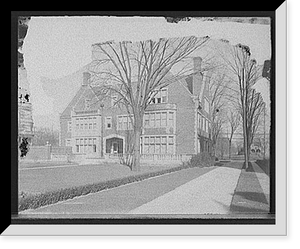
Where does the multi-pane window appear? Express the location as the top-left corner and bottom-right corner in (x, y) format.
(149, 137), (155, 154)
(161, 136), (167, 154)
(117, 115), (134, 130)
(67, 121), (72, 132)
(150, 113), (155, 127)
(144, 113), (150, 127)
(144, 111), (174, 128)
(66, 139), (71, 147)
(155, 112), (161, 127)
(144, 137), (149, 154)
(142, 135), (175, 154)
(161, 112), (167, 127)
(168, 136), (174, 154)
(75, 139), (79, 152)
(75, 137), (97, 153)
(155, 136), (161, 154)
(149, 88), (168, 104)
(168, 112), (174, 127)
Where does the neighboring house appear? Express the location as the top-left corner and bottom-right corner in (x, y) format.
(59, 57), (212, 157)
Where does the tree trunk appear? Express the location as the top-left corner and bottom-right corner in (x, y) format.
(132, 129), (141, 171)
(228, 140), (232, 160)
(243, 112), (249, 169)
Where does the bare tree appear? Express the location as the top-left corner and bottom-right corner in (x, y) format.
(219, 42), (263, 168)
(89, 36), (210, 171)
(226, 110), (241, 159)
(209, 72), (229, 158)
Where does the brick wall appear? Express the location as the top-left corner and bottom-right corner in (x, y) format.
(168, 81), (196, 154)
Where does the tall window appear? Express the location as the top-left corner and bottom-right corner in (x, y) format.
(117, 115), (134, 130)
(144, 113), (150, 127)
(66, 139), (71, 147)
(161, 112), (167, 127)
(149, 137), (155, 153)
(67, 121), (72, 132)
(105, 117), (112, 129)
(155, 112), (161, 127)
(167, 136), (175, 154)
(161, 136), (167, 154)
(168, 112), (174, 127)
(155, 136), (161, 154)
(144, 137), (149, 154)
(76, 139), (79, 152)
(150, 113), (155, 127)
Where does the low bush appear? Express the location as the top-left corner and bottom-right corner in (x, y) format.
(188, 152), (214, 168)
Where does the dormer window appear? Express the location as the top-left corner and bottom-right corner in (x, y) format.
(150, 88), (168, 104)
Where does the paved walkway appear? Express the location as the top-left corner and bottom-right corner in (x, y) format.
(230, 162), (270, 214)
(128, 166), (241, 215)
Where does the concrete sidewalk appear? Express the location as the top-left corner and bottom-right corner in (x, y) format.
(128, 166), (241, 215)
(230, 162), (270, 213)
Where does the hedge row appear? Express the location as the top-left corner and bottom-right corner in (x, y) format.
(19, 153), (213, 211)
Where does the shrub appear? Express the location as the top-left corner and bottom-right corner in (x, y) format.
(188, 152), (214, 168)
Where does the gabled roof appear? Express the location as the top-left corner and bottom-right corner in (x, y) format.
(60, 85), (87, 118)
(60, 84), (107, 118)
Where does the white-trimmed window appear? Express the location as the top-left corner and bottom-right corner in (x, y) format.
(168, 136), (174, 154)
(144, 111), (174, 128)
(105, 117), (112, 129)
(149, 113), (155, 127)
(142, 135), (175, 155)
(75, 139), (79, 152)
(155, 112), (161, 127)
(168, 112), (174, 127)
(149, 88), (168, 104)
(117, 115), (134, 130)
(161, 112), (167, 127)
(67, 121), (72, 132)
(65, 139), (71, 147)
(144, 113), (150, 127)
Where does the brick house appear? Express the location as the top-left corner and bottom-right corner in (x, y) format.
(59, 57), (212, 158)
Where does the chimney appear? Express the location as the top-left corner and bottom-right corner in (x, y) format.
(82, 72), (91, 86)
(193, 57), (202, 74)
(192, 57), (203, 95)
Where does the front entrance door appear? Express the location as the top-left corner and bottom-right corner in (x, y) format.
(106, 137), (123, 155)
(112, 142), (118, 154)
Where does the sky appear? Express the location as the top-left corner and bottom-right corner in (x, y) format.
(22, 16), (271, 128)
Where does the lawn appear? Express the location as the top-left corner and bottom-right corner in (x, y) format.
(19, 162), (180, 195)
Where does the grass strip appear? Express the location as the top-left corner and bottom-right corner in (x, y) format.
(19, 161), (207, 211)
